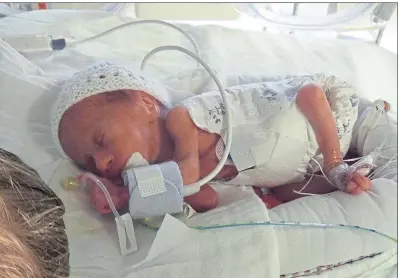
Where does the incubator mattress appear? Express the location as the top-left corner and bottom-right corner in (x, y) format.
(0, 10), (397, 277)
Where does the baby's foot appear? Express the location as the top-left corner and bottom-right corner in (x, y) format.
(253, 187), (282, 208)
(325, 162), (372, 194)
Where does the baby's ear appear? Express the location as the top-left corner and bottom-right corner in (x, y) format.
(138, 91), (160, 118)
(119, 90), (160, 120)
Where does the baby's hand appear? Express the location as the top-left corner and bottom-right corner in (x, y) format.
(184, 184), (218, 213)
(84, 174), (130, 214)
(326, 163), (372, 195)
(345, 173), (372, 195)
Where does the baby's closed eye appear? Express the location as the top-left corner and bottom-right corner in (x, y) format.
(93, 131), (106, 148)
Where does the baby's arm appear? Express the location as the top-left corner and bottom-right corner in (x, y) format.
(166, 106), (218, 212)
(296, 84), (371, 194)
(296, 84), (343, 168)
(166, 106), (201, 184)
(272, 176), (336, 202)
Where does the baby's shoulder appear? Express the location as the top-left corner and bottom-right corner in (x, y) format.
(166, 106), (198, 139)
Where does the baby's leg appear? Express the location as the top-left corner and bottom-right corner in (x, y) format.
(253, 187), (283, 208)
(296, 84), (371, 194)
(272, 176), (337, 202)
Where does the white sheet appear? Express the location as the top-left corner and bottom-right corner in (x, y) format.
(0, 10), (397, 278)
(130, 188), (279, 278)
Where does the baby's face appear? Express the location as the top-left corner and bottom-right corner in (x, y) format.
(59, 90), (157, 180)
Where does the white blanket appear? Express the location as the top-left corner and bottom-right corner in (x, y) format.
(0, 10), (397, 278)
(130, 188), (279, 278)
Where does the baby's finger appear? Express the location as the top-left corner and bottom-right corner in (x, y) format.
(353, 174), (371, 191)
(359, 175), (372, 191)
(346, 181), (363, 195)
(97, 203), (112, 214)
(91, 192), (112, 214)
(345, 178), (358, 193)
(89, 182), (101, 198)
(89, 186), (103, 208)
(89, 190), (98, 210)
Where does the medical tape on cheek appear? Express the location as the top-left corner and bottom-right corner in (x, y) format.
(125, 152), (150, 169)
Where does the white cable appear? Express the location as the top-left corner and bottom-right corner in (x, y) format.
(67, 19), (201, 65)
(368, 154), (397, 180)
(310, 157), (341, 189)
(293, 176), (318, 196)
(293, 163), (318, 196)
(141, 45), (232, 197)
(343, 157), (362, 163)
(363, 102), (395, 179)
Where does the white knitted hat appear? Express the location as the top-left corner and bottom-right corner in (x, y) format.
(51, 61), (172, 157)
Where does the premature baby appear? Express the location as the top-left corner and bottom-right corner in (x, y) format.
(52, 62), (371, 215)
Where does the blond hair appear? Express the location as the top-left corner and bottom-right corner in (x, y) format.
(0, 149), (69, 277)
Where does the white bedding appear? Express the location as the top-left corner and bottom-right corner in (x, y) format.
(0, 10), (397, 278)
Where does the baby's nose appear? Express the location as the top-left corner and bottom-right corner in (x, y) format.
(93, 151), (113, 176)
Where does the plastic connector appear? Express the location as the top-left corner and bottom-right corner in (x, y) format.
(51, 38), (66, 50)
